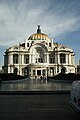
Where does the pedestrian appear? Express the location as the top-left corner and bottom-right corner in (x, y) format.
(40, 76), (43, 83)
(35, 76), (37, 80)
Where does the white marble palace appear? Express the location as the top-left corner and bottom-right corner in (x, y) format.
(3, 25), (75, 77)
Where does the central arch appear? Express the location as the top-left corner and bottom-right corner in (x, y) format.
(29, 44), (48, 63)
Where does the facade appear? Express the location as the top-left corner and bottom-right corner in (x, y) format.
(77, 60), (80, 74)
(3, 25), (75, 77)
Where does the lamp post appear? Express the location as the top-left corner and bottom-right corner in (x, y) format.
(19, 43), (20, 75)
(47, 66), (48, 81)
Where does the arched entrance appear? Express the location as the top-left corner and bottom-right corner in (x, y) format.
(14, 68), (18, 75)
(61, 67), (67, 74)
(24, 67), (29, 77)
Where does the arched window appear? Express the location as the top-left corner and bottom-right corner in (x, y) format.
(60, 53), (66, 63)
(13, 54), (18, 64)
(34, 48), (44, 63)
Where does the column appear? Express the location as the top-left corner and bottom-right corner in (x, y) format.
(8, 55), (10, 64)
(8, 66), (10, 73)
(58, 53), (60, 64)
(20, 54), (22, 64)
(67, 54), (69, 64)
(41, 69), (42, 76)
(32, 54), (34, 63)
(10, 54), (13, 64)
(35, 69), (37, 76)
(31, 54), (33, 63)
(51, 39), (53, 49)
(69, 54), (71, 65)
(19, 54), (22, 64)
(29, 54), (31, 63)
(71, 55), (74, 65)
(22, 54), (24, 64)
(55, 53), (57, 64)
(73, 55), (75, 65)
(46, 67), (48, 79)
(47, 53), (49, 64)
(66, 54), (69, 65)
(51, 69), (53, 76)
(31, 68), (33, 76)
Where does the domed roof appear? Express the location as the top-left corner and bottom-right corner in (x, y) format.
(28, 25), (50, 41)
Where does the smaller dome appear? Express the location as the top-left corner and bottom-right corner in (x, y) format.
(28, 25), (50, 41)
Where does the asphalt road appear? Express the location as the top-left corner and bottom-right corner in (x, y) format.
(0, 93), (80, 120)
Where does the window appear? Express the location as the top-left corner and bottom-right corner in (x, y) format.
(41, 58), (43, 63)
(50, 58), (52, 63)
(32, 41), (34, 44)
(49, 43), (51, 47)
(24, 55), (29, 64)
(38, 58), (43, 63)
(60, 53), (66, 63)
(25, 59), (28, 64)
(33, 70), (35, 75)
(53, 58), (55, 63)
(27, 43), (29, 47)
(78, 99), (80, 106)
(34, 47), (44, 63)
(42, 70), (45, 76)
(13, 54), (18, 64)
(35, 58), (37, 63)
(74, 97), (77, 103)
(38, 58), (40, 62)
(49, 54), (55, 64)
(37, 70), (41, 75)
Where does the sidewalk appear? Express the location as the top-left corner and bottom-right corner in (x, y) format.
(0, 93), (80, 120)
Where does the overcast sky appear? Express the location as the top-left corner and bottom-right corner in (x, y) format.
(0, 0), (80, 68)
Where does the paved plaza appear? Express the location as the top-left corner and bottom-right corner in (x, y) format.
(0, 78), (72, 91)
(0, 78), (79, 120)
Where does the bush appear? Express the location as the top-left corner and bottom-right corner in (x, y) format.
(50, 73), (80, 80)
(0, 73), (27, 81)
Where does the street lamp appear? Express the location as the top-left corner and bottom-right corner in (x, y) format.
(47, 66), (49, 81)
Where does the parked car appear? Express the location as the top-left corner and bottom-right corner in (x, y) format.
(70, 80), (80, 112)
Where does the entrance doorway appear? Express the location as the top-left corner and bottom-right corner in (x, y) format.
(42, 70), (45, 76)
(14, 68), (18, 75)
(37, 70), (41, 76)
(24, 67), (29, 77)
(61, 67), (67, 74)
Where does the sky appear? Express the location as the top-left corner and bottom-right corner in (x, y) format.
(0, 0), (80, 68)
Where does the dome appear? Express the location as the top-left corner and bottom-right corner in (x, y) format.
(28, 33), (50, 40)
(28, 25), (50, 41)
